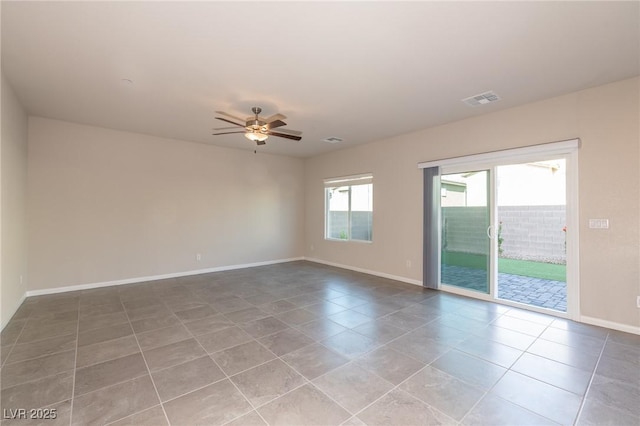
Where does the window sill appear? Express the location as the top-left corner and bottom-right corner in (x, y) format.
(325, 238), (373, 244)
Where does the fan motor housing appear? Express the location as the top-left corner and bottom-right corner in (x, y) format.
(247, 119), (267, 132)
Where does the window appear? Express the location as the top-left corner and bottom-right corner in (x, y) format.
(324, 174), (373, 241)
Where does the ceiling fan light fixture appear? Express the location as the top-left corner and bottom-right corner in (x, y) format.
(214, 107), (301, 144)
(245, 131), (269, 142)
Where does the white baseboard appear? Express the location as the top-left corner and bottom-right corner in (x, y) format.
(25, 257), (304, 297)
(1, 292), (27, 332)
(304, 257), (422, 287)
(580, 315), (640, 336)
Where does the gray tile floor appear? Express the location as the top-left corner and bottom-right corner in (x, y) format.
(1, 261), (638, 425)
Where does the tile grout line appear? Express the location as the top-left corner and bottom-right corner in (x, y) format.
(0, 317), (74, 410)
(103, 405), (164, 426)
(121, 298), (172, 426)
(484, 321), (553, 418)
(1, 307), (79, 416)
(342, 307), (544, 425)
(0, 330), (27, 368)
(2, 332), (81, 368)
(259, 303), (447, 424)
(456, 349), (529, 424)
(187, 306), (377, 423)
(0, 317), (29, 370)
(253, 352), (354, 424)
(345, 364), (421, 424)
(361, 367), (460, 425)
(345, 355), (450, 424)
(67, 302), (81, 426)
(572, 331), (610, 425)
(180, 309), (272, 426)
(86, 286), (183, 426)
(434, 316), (549, 424)
(482, 317), (608, 424)
(460, 321), (573, 426)
(219, 381), (311, 426)
(284, 302), (452, 392)
(353, 316), (507, 424)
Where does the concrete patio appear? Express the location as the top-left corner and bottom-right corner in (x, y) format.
(441, 265), (567, 312)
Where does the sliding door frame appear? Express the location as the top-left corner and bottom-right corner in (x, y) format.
(439, 166), (494, 295)
(420, 139), (580, 320)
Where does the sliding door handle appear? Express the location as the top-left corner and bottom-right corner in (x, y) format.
(487, 225), (493, 239)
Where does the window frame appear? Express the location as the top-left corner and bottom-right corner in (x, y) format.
(324, 173), (373, 243)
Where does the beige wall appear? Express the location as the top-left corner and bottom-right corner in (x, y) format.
(1, 72), (29, 327)
(28, 118), (305, 291)
(305, 77), (640, 329)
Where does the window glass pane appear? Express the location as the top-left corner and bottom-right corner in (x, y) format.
(326, 186), (350, 239)
(350, 183), (373, 241)
(441, 171), (489, 293)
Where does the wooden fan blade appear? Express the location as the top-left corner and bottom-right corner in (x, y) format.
(271, 127), (302, 136)
(215, 117), (245, 127)
(266, 131), (302, 141)
(265, 119), (287, 130)
(215, 111), (247, 123)
(265, 113), (287, 123)
(212, 131), (246, 135)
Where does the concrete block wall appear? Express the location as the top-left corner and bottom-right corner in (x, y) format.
(442, 205), (566, 263)
(442, 207), (489, 254)
(327, 211), (373, 241)
(498, 205), (566, 263)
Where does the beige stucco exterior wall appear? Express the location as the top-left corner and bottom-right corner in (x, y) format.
(27, 118), (305, 291)
(304, 77), (640, 330)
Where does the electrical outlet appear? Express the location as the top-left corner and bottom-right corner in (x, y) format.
(310, 244), (315, 251)
(20, 275), (23, 285)
(637, 296), (640, 308)
(196, 253), (202, 262)
(406, 260), (412, 268)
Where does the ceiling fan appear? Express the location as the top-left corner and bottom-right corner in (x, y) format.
(212, 107), (302, 145)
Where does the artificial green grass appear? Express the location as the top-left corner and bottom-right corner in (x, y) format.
(442, 251), (566, 282)
(498, 258), (566, 282)
(442, 251), (488, 269)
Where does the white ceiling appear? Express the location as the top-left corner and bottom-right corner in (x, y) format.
(2, 1), (638, 158)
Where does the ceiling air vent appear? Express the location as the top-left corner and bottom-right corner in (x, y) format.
(323, 137), (343, 144)
(462, 91), (501, 107)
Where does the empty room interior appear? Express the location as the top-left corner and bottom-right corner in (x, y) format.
(1, 2), (639, 426)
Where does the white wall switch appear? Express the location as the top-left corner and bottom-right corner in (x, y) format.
(589, 219), (609, 229)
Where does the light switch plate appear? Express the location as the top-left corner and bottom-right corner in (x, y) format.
(589, 219), (609, 229)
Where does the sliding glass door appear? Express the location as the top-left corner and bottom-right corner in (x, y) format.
(437, 157), (570, 315)
(440, 170), (491, 294)
(495, 160), (567, 311)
